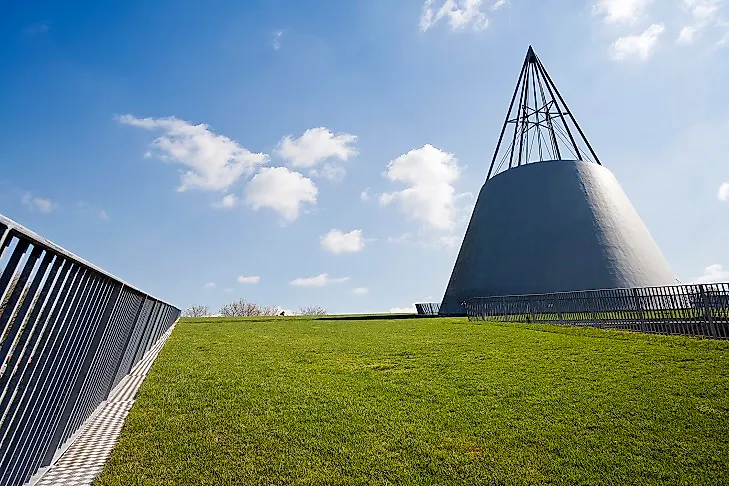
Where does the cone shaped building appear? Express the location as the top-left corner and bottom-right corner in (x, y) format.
(439, 47), (675, 316)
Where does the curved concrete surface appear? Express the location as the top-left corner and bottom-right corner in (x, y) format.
(440, 160), (676, 315)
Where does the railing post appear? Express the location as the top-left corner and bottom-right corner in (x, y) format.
(699, 285), (717, 338)
(631, 288), (645, 332)
(0, 213), (181, 484)
(104, 294), (147, 398)
(40, 281), (123, 467)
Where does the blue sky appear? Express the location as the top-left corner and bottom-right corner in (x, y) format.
(1, 0), (728, 314)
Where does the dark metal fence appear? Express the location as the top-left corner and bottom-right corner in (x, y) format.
(463, 284), (729, 339)
(415, 302), (440, 316)
(0, 214), (180, 486)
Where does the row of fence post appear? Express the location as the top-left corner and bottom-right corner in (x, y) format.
(0, 214), (180, 486)
(461, 283), (729, 339)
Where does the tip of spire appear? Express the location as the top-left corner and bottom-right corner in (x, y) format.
(526, 45), (536, 63)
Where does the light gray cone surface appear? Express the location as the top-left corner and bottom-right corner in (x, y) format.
(440, 159), (676, 315)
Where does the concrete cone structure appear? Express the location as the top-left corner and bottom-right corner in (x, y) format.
(439, 47), (675, 316)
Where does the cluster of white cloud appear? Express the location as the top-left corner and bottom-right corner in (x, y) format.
(21, 193), (55, 214)
(718, 182), (729, 201)
(272, 30), (284, 50)
(118, 115), (268, 192)
(320, 229), (366, 254)
(203, 275), (260, 290)
(678, 0), (729, 46)
(595, 0), (729, 61)
(610, 23), (665, 60)
(277, 127), (357, 171)
(278, 127), (356, 183)
(205, 270), (369, 298)
(692, 263), (729, 283)
(20, 193), (111, 221)
(379, 144), (467, 231)
(289, 273), (350, 287)
(245, 167), (318, 221)
(594, 0), (653, 24)
(120, 116), (357, 222)
(420, 0), (508, 32)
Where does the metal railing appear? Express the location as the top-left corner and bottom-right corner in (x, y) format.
(0, 214), (180, 486)
(463, 284), (729, 339)
(415, 302), (440, 316)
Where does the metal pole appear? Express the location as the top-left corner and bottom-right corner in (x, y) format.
(486, 52), (529, 181)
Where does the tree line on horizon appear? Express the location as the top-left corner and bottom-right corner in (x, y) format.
(183, 298), (327, 318)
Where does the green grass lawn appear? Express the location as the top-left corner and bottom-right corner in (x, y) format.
(95, 316), (729, 486)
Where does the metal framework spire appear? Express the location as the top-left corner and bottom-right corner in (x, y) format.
(486, 46), (601, 181)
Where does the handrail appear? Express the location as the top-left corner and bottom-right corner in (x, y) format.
(0, 212), (180, 485)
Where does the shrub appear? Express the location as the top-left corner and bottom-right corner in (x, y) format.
(219, 299), (280, 317)
(183, 305), (210, 318)
(298, 305), (327, 316)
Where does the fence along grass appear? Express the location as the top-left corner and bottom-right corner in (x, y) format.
(0, 214), (180, 486)
(463, 284), (729, 339)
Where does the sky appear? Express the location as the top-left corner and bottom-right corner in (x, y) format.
(1, 0), (728, 314)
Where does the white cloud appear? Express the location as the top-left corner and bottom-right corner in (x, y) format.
(309, 163), (347, 182)
(214, 194), (239, 209)
(379, 144), (464, 230)
(360, 188), (371, 201)
(677, 0), (725, 44)
(420, 0), (490, 32)
(390, 305), (416, 313)
(693, 264), (729, 283)
(719, 182), (729, 200)
(272, 30), (284, 50)
(320, 229), (366, 254)
(118, 115), (268, 192)
(245, 166), (318, 221)
(593, 0), (652, 24)
(718, 23), (729, 45)
(610, 23), (665, 61)
(352, 287), (369, 295)
(237, 275), (261, 284)
(678, 24), (701, 43)
(22, 193), (55, 214)
(289, 273), (350, 287)
(203, 282), (216, 289)
(277, 127), (357, 169)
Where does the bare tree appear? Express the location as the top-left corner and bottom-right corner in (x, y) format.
(183, 305), (210, 318)
(219, 298), (280, 317)
(298, 305), (327, 316)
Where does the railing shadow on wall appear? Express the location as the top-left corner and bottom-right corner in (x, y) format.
(0, 213), (180, 486)
(462, 284), (729, 339)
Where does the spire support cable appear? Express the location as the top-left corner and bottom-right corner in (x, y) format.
(486, 46), (601, 182)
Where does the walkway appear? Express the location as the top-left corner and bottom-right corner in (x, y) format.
(28, 325), (175, 486)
